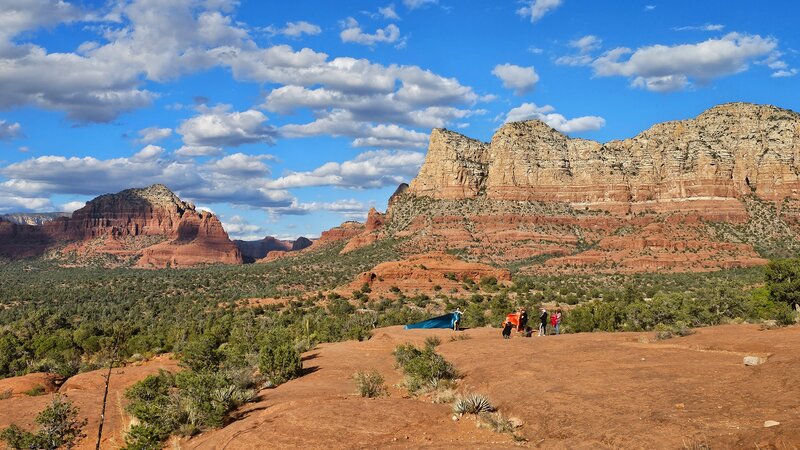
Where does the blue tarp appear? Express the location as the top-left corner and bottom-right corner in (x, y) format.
(404, 312), (460, 329)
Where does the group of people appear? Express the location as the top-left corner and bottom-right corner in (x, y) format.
(502, 307), (562, 339)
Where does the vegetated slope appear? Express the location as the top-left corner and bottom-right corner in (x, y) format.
(333, 103), (800, 274)
(0, 184), (241, 268)
(184, 324), (800, 449)
(0, 356), (179, 450)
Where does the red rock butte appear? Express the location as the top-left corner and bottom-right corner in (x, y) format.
(0, 184), (242, 268)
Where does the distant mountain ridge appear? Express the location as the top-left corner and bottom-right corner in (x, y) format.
(1, 212), (70, 226)
(234, 236), (312, 263)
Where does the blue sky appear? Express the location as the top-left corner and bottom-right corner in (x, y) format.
(0, 0), (798, 240)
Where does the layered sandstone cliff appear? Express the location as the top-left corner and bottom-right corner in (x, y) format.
(1, 184), (242, 267)
(388, 103), (800, 274)
(408, 103), (800, 212)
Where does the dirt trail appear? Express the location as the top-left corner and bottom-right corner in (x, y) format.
(186, 324), (800, 449)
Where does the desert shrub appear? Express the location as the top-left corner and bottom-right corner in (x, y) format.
(180, 335), (222, 372)
(765, 258), (800, 309)
(0, 395), (86, 450)
(453, 394), (494, 415)
(24, 385), (46, 396)
(393, 343), (457, 394)
(424, 336), (441, 348)
(476, 411), (518, 434)
(353, 370), (387, 398)
(259, 342), (302, 385)
(449, 334), (471, 342)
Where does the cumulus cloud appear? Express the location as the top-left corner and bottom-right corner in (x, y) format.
(570, 35), (602, 53)
(556, 35), (603, 66)
(132, 145), (164, 160)
(503, 103), (606, 133)
(0, 0), (479, 132)
(492, 64), (539, 95)
(267, 149), (425, 189)
(178, 105), (276, 152)
(517, 0), (563, 23)
(0, 0), (83, 41)
(0, 120), (23, 140)
(60, 200), (86, 213)
(592, 32), (777, 92)
(0, 152), (293, 209)
(340, 18), (402, 46)
(137, 127), (172, 144)
(378, 4), (401, 20)
(279, 110), (429, 148)
(265, 21), (322, 38)
(221, 215), (265, 240)
(772, 69), (798, 78)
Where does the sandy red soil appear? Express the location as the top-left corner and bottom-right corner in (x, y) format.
(186, 324), (799, 449)
(1, 325), (797, 449)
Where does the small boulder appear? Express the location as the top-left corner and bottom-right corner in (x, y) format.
(743, 356), (765, 366)
(763, 420), (780, 428)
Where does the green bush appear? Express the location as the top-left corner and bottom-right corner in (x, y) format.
(393, 343), (457, 394)
(259, 343), (302, 385)
(0, 395), (86, 450)
(353, 370), (387, 398)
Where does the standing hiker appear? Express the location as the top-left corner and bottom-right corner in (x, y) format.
(518, 308), (528, 332)
(538, 308), (548, 336)
(550, 310), (558, 333)
(554, 308), (563, 335)
(452, 309), (463, 331)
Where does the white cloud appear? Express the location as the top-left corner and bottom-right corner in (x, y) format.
(0, 152), (293, 209)
(222, 215), (265, 240)
(203, 153), (273, 178)
(517, 0), (563, 23)
(673, 24), (725, 32)
(266, 21), (322, 38)
(570, 35), (602, 53)
(379, 4), (401, 20)
(267, 149), (425, 189)
(772, 69), (798, 78)
(133, 144), (164, 160)
(592, 32), (777, 92)
(492, 64), (539, 95)
(175, 146), (224, 157)
(178, 105), (276, 151)
(644, 5), (656, 11)
(137, 126), (172, 144)
(60, 200), (86, 213)
(0, 0), (83, 41)
(0, 120), (23, 140)
(403, 0), (437, 9)
(503, 103), (606, 133)
(340, 18), (401, 46)
(279, 110), (429, 149)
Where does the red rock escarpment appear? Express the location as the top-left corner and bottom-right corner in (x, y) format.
(408, 103), (800, 212)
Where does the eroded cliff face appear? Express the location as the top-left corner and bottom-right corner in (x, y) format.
(407, 103), (800, 212)
(408, 129), (490, 199)
(389, 103), (800, 274)
(3, 184), (242, 267)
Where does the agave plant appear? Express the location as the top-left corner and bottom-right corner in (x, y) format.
(452, 393), (494, 415)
